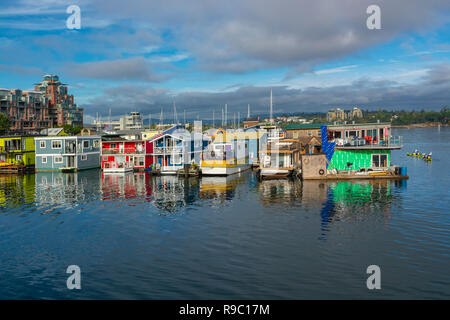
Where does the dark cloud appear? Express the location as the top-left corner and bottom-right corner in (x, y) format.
(93, 0), (450, 74)
(83, 63), (450, 120)
(69, 57), (170, 82)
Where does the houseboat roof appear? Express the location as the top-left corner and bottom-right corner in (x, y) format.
(284, 123), (328, 130)
(327, 122), (392, 130)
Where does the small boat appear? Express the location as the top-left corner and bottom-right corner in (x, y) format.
(61, 167), (76, 173)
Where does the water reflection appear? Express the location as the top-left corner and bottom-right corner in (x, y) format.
(200, 173), (246, 202)
(34, 170), (100, 206)
(0, 174), (35, 209)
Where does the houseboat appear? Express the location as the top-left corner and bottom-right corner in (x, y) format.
(0, 136), (36, 173)
(259, 139), (301, 179)
(300, 123), (408, 180)
(149, 125), (210, 174)
(201, 129), (251, 176)
(101, 135), (153, 173)
(34, 136), (101, 172)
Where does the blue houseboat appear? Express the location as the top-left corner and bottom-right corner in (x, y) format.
(34, 136), (101, 172)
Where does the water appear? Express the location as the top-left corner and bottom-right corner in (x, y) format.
(0, 127), (449, 299)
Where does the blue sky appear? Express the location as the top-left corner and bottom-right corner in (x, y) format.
(1, 0), (449, 122)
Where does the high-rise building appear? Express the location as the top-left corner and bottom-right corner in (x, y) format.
(327, 107), (363, 122)
(0, 75), (83, 133)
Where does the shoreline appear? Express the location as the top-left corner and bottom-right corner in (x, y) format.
(391, 122), (447, 128)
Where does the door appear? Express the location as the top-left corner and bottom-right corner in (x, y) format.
(68, 156), (75, 168)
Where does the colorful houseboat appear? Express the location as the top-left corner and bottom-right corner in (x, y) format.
(326, 122), (402, 172)
(0, 136), (36, 173)
(259, 138), (301, 179)
(101, 136), (153, 173)
(201, 129), (251, 176)
(150, 125), (210, 174)
(34, 136), (101, 172)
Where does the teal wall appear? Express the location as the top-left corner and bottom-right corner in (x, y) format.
(330, 149), (391, 170)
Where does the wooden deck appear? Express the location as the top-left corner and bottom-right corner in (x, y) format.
(303, 173), (409, 180)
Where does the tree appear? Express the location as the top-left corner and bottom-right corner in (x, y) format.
(63, 124), (82, 135)
(0, 113), (11, 135)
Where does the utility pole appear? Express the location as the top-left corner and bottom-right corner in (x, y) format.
(247, 104), (250, 119)
(213, 110), (215, 128)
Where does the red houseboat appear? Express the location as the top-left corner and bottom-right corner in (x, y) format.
(101, 138), (154, 173)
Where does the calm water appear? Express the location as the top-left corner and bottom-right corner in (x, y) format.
(0, 127), (449, 299)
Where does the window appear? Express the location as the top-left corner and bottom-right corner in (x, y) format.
(172, 154), (181, 164)
(42, 156), (47, 164)
(40, 141), (46, 148)
(372, 154), (388, 168)
(110, 143), (116, 149)
(93, 140), (100, 148)
(139, 156), (145, 166)
(54, 156), (63, 164)
(83, 140), (89, 148)
(102, 156), (108, 161)
(16, 154), (22, 162)
(81, 155), (87, 161)
(52, 140), (62, 149)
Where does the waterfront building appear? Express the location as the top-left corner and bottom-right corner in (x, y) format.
(150, 125), (210, 174)
(201, 129), (251, 176)
(284, 123), (324, 139)
(241, 127), (268, 166)
(34, 136), (101, 172)
(326, 107), (363, 122)
(0, 136), (36, 172)
(101, 136), (153, 173)
(324, 122), (402, 172)
(297, 136), (322, 154)
(0, 75), (83, 133)
(94, 112), (144, 132)
(259, 138), (301, 179)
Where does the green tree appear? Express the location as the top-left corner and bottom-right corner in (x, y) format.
(0, 113), (11, 135)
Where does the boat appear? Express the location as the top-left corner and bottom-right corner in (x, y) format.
(201, 138), (251, 176)
(60, 167), (76, 173)
(258, 139), (300, 179)
(103, 161), (134, 173)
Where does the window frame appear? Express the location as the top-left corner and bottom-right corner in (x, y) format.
(40, 140), (46, 148)
(54, 156), (63, 164)
(51, 140), (62, 149)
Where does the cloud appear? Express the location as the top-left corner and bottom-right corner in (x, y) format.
(315, 65), (359, 75)
(91, 0), (450, 75)
(82, 63), (450, 120)
(69, 57), (170, 82)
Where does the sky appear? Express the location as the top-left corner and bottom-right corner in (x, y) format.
(0, 0), (449, 123)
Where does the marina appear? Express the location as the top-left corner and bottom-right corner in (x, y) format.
(0, 127), (448, 299)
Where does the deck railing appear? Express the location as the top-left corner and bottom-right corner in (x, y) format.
(332, 136), (402, 149)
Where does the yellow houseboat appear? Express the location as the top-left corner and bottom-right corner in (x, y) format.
(201, 129), (251, 176)
(0, 136), (36, 173)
